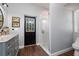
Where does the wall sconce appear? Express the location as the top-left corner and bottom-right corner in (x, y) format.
(2, 3), (8, 7)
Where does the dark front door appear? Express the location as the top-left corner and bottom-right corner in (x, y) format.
(24, 16), (36, 46)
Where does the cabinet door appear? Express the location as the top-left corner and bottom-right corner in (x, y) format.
(5, 35), (19, 56)
(14, 35), (19, 55)
(0, 43), (6, 56)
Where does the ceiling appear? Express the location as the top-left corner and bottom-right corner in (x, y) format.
(7, 3), (49, 10)
(3, 3), (79, 11)
(34, 3), (79, 11)
(32, 3), (49, 10)
(65, 3), (79, 11)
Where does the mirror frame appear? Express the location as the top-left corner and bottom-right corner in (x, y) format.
(0, 8), (4, 29)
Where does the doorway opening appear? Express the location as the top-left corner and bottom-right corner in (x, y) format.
(24, 16), (36, 46)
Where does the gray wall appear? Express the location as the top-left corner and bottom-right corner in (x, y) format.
(49, 3), (73, 53)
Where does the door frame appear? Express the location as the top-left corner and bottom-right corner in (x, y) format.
(24, 15), (36, 46)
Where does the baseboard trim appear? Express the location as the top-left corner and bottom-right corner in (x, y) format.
(37, 43), (51, 56)
(51, 47), (73, 56)
(19, 46), (24, 49)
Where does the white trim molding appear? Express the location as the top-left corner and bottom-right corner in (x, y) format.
(51, 47), (73, 56)
(19, 46), (24, 49)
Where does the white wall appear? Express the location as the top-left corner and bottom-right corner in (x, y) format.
(73, 9), (79, 42)
(74, 10), (79, 32)
(49, 3), (73, 54)
(6, 3), (47, 48)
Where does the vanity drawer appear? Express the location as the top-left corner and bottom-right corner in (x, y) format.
(6, 37), (15, 47)
(6, 51), (12, 56)
(5, 35), (19, 56)
(6, 44), (15, 52)
(6, 47), (15, 56)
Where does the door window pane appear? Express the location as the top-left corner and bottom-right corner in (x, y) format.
(26, 17), (35, 32)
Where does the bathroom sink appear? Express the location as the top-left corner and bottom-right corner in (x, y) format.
(0, 31), (18, 42)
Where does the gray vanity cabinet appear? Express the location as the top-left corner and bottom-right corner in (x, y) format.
(0, 35), (19, 56)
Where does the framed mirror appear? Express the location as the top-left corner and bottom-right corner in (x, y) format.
(0, 8), (4, 29)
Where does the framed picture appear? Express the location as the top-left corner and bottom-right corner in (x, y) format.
(0, 22), (2, 27)
(0, 15), (2, 21)
(12, 17), (20, 27)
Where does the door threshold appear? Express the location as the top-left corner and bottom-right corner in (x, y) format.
(24, 44), (36, 47)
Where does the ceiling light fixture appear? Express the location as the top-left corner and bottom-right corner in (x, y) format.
(2, 3), (8, 7)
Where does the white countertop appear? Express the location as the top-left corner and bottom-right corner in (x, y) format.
(0, 31), (18, 42)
